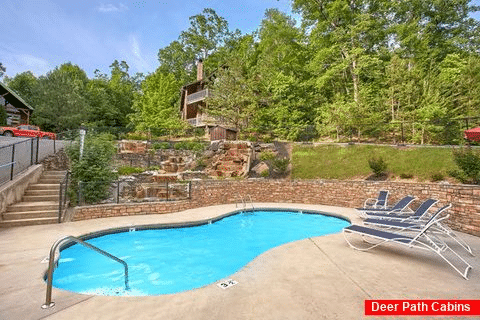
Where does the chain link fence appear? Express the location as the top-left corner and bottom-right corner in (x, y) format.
(0, 137), (67, 185)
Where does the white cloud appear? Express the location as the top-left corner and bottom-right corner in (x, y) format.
(16, 54), (51, 74)
(118, 34), (153, 74)
(0, 46), (51, 77)
(97, 3), (128, 13)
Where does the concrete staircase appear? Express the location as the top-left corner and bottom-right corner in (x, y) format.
(0, 171), (65, 227)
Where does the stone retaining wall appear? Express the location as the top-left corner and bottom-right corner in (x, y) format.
(73, 179), (480, 237)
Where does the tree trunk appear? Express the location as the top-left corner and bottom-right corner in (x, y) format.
(352, 59), (359, 105)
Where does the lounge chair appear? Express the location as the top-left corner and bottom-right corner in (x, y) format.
(363, 204), (473, 256)
(343, 204), (473, 279)
(362, 190), (389, 209)
(358, 198), (437, 221)
(355, 195), (417, 219)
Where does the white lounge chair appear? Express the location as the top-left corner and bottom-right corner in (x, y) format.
(343, 205), (473, 279)
(363, 204), (473, 256)
(362, 190), (389, 209)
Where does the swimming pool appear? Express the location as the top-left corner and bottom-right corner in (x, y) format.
(51, 209), (349, 296)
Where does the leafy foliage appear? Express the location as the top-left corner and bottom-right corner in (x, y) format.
(0, 62), (5, 78)
(4, 4), (480, 144)
(259, 150), (276, 161)
(173, 140), (205, 152)
(130, 70), (184, 135)
(66, 133), (117, 204)
(368, 157), (388, 176)
(272, 158), (290, 174)
(450, 147), (480, 184)
(152, 142), (170, 150)
(117, 166), (145, 175)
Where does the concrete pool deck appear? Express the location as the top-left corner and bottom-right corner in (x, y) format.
(1, 203), (479, 320)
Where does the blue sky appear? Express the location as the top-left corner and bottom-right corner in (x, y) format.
(2, 1), (480, 80)
(1, 0), (293, 79)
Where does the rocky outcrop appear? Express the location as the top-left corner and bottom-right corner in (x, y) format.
(205, 141), (253, 178)
(42, 150), (69, 171)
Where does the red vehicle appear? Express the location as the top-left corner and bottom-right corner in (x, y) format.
(0, 124), (56, 139)
(464, 127), (480, 142)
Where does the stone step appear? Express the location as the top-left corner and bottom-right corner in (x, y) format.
(0, 217), (58, 228)
(24, 189), (59, 196)
(22, 194), (60, 202)
(28, 184), (61, 191)
(7, 201), (58, 212)
(2, 210), (58, 220)
(43, 170), (66, 175)
(37, 178), (63, 184)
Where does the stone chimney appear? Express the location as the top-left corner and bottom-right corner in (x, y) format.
(197, 59), (203, 81)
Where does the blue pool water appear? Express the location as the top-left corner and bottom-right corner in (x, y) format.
(52, 210), (349, 296)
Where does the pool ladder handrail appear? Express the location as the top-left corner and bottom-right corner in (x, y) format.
(235, 194), (255, 211)
(235, 194), (245, 209)
(245, 194), (255, 210)
(42, 235), (129, 309)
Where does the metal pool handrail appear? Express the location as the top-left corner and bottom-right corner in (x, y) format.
(235, 194), (245, 209)
(42, 235), (129, 309)
(245, 194), (255, 210)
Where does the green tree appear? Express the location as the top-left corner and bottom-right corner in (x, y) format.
(253, 9), (314, 140)
(0, 62), (6, 79)
(31, 63), (90, 132)
(205, 56), (258, 131)
(180, 8), (233, 61)
(157, 8), (239, 83)
(393, 0), (480, 66)
(86, 60), (137, 129)
(3, 71), (38, 106)
(293, 0), (390, 141)
(129, 70), (184, 135)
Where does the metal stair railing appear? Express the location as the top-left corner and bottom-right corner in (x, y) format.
(58, 171), (70, 223)
(42, 235), (129, 309)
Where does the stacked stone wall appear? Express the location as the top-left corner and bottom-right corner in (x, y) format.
(73, 179), (480, 237)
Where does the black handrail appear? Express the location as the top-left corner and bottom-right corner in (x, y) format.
(58, 171), (70, 223)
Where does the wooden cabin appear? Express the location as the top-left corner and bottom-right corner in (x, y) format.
(179, 60), (237, 140)
(0, 82), (33, 126)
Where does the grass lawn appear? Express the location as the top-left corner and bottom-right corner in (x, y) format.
(291, 144), (458, 181)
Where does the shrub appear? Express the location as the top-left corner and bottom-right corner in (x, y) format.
(400, 173), (414, 179)
(124, 132), (150, 140)
(259, 150), (276, 161)
(117, 166), (145, 175)
(195, 158), (207, 170)
(152, 142), (170, 150)
(431, 172), (444, 182)
(260, 169), (270, 177)
(66, 133), (117, 205)
(450, 147), (480, 184)
(272, 158), (289, 174)
(261, 134), (274, 143)
(368, 156), (388, 175)
(174, 140), (205, 152)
